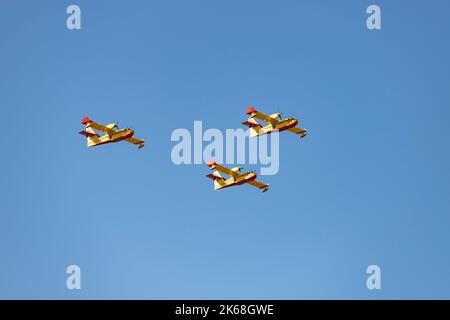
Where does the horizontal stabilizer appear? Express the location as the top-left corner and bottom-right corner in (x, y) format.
(206, 173), (223, 181)
(78, 130), (97, 138)
(242, 121), (261, 128)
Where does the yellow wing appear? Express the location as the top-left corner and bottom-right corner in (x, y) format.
(246, 107), (280, 125)
(125, 137), (145, 148)
(207, 161), (241, 178)
(86, 121), (116, 136)
(248, 179), (269, 192)
(288, 126), (307, 138)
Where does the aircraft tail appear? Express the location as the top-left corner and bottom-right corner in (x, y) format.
(206, 170), (223, 181)
(79, 128), (101, 147)
(242, 118), (262, 137)
(86, 135), (101, 147)
(79, 117), (100, 147)
(206, 171), (227, 190)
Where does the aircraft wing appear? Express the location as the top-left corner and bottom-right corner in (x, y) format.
(288, 126), (307, 137)
(246, 107), (280, 126)
(86, 121), (116, 136)
(125, 137), (145, 148)
(207, 161), (241, 178)
(248, 179), (269, 192)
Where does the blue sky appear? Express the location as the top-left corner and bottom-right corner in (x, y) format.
(1, 0), (450, 299)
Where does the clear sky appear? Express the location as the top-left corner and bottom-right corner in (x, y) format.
(1, 0), (450, 299)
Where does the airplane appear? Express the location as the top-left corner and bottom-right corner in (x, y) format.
(242, 107), (307, 139)
(206, 160), (269, 192)
(79, 117), (144, 149)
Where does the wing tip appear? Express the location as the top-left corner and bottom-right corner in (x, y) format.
(300, 129), (307, 138)
(81, 117), (92, 125)
(246, 107), (257, 115)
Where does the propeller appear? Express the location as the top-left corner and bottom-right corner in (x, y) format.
(274, 110), (283, 120)
(109, 120), (119, 130)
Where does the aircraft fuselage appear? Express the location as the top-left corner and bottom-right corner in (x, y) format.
(253, 118), (298, 137)
(88, 129), (134, 147)
(214, 172), (257, 190)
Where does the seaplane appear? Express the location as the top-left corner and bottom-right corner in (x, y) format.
(242, 107), (307, 138)
(78, 117), (144, 149)
(206, 160), (269, 192)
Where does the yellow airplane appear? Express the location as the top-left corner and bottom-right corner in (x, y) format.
(242, 107), (307, 138)
(79, 117), (144, 149)
(206, 160), (269, 192)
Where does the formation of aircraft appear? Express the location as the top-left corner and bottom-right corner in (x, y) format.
(242, 107), (307, 139)
(206, 160), (269, 192)
(79, 106), (306, 193)
(206, 107), (307, 192)
(79, 117), (144, 149)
